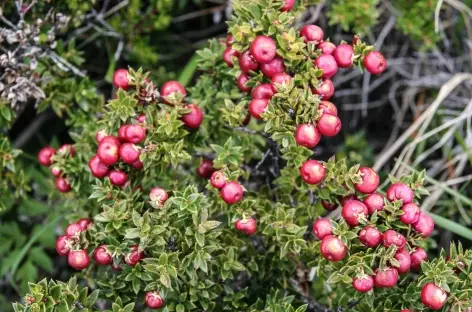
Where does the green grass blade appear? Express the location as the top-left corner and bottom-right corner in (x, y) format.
(430, 213), (472, 241)
(178, 54), (199, 87)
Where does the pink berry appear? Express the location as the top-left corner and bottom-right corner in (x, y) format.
(318, 41), (336, 55)
(313, 79), (334, 100)
(38, 147), (56, 166)
(97, 136), (120, 165)
(315, 55), (338, 79)
(222, 46), (240, 67)
(238, 51), (259, 73)
(352, 275), (374, 293)
(386, 183), (414, 204)
(220, 181), (244, 205)
(318, 100), (338, 116)
(394, 249), (411, 274)
(161, 80), (187, 104)
(363, 193), (385, 214)
(57, 144), (75, 157)
(271, 72), (292, 93)
(235, 218), (257, 235)
(317, 113), (341, 136)
(149, 187), (169, 207)
(354, 167), (379, 194)
(421, 283), (447, 310)
(68, 250), (90, 270)
(249, 98), (269, 120)
(321, 200), (337, 211)
(374, 267), (398, 288)
(412, 212), (434, 237)
(260, 57), (285, 78)
(313, 218), (332, 239)
(320, 235), (347, 262)
(300, 25), (324, 43)
(333, 43), (354, 68)
(113, 69), (129, 90)
(96, 130), (108, 143)
(358, 226), (382, 248)
(400, 203), (421, 224)
(124, 124), (146, 144)
(181, 104), (204, 129)
(197, 159), (215, 179)
(250, 35), (277, 63)
(210, 171), (226, 189)
(55, 235), (71, 256)
(93, 245), (112, 265)
(88, 155), (109, 178)
(252, 83), (275, 100)
(125, 245), (144, 266)
(56, 177), (71, 193)
(410, 248), (427, 271)
(295, 124), (321, 148)
(119, 143), (140, 164)
(108, 169), (128, 186)
(382, 229), (406, 249)
(50, 166), (62, 177)
(237, 74), (252, 92)
(280, 0), (295, 12)
(342, 200), (368, 226)
(300, 160), (326, 184)
(364, 51), (387, 75)
(145, 291), (165, 309)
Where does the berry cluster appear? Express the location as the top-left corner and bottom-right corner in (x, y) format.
(37, 144), (75, 192)
(55, 219), (92, 270)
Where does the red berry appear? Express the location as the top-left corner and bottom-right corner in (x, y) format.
(318, 41), (336, 55)
(210, 171), (226, 189)
(68, 250), (90, 270)
(125, 245), (144, 266)
(394, 249), (411, 274)
(237, 74), (252, 92)
(313, 79), (335, 100)
(352, 275), (374, 293)
(354, 167), (379, 194)
(320, 235), (347, 262)
(249, 98), (269, 120)
(50, 166), (62, 177)
(131, 159), (143, 170)
(386, 182), (414, 204)
(161, 80), (187, 104)
(271, 72), (292, 93)
(313, 218), (332, 239)
(66, 223), (83, 237)
(119, 143), (140, 164)
(300, 25), (324, 43)
(300, 160), (326, 184)
(250, 35), (277, 63)
(342, 200), (368, 226)
(88, 155), (109, 178)
(333, 43), (354, 68)
(341, 195), (357, 206)
(359, 226), (382, 248)
(222, 46), (240, 67)
(363, 193), (385, 214)
(318, 100), (338, 116)
(235, 218), (257, 235)
(113, 69), (129, 90)
(421, 283), (447, 310)
(96, 130), (108, 143)
(93, 245), (112, 265)
(315, 55), (338, 79)
(410, 247), (427, 271)
(137, 114), (146, 124)
(118, 125), (129, 143)
(252, 83), (275, 100)
(56, 177), (71, 193)
(238, 51), (259, 73)
(77, 218), (91, 230)
(221, 181), (244, 205)
(145, 291), (165, 309)
(149, 187), (169, 207)
(364, 51), (387, 75)
(181, 104), (203, 129)
(400, 203), (421, 224)
(321, 200), (337, 211)
(317, 113), (341, 136)
(280, 0), (295, 12)
(56, 235), (71, 256)
(382, 229), (406, 249)
(260, 57), (285, 78)
(197, 159), (215, 179)
(226, 35), (234, 46)
(57, 144), (75, 157)
(97, 136), (120, 165)
(295, 124), (321, 148)
(108, 169), (128, 186)
(38, 146), (56, 166)
(412, 212), (434, 237)
(125, 124), (146, 144)
(374, 267), (398, 288)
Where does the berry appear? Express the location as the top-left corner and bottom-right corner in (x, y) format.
(93, 245), (112, 265)
(119, 143), (140, 164)
(341, 200), (368, 226)
(341, 195), (357, 206)
(113, 69), (129, 90)
(145, 291), (165, 309)
(118, 125), (129, 142)
(354, 167), (380, 194)
(50, 166), (62, 177)
(68, 250), (90, 270)
(260, 57), (285, 78)
(300, 160), (326, 184)
(38, 146), (56, 166)
(252, 83), (275, 100)
(137, 114), (146, 124)
(221, 181), (244, 204)
(181, 104), (203, 129)
(352, 275), (374, 293)
(382, 229), (406, 249)
(97, 136), (120, 165)
(363, 193), (385, 214)
(386, 183), (414, 204)
(108, 170), (128, 186)
(321, 200), (337, 211)
(56, 177), (71, 193)
(400, 203), (421, 224)
(421, 283), (447, 310)
(313, 218), (332, 239)
(410, 248), (428, 271)
(280, 0), (295, 12)
(295, 124), (321, 148)
(238, 51), (259, 73)
(300, 25), (324, 43)
(77, 218), (91, 230)
(412, 212), (434, 237)
(235, 218), (257, 235)
(250, 35), (277, 63)
(88, 155), (109, 178)
(317, 113), (341, 136)
(313, 79), (334, 100)
(374, 267), (398, 288)
(161, 80), (187, 104)
(318, 41), (336, 55)
(249, 98), (269, 120)
(210, 171), (226, 189)
(315, 54), (338, 78)
(197, 159), (215, 179)
(394, 249), (411, 274)
(125, 124), (146, 144)
(66, 223), (83, 237)
(358, 226), (382, 248)
(56, 235), (71, 256)
(149, 187), (169, 207)
(333, 43), (354, 68)
(96, 130), (108, 143)
(364, 51), (387, 75)
(222, 46), (240, 67)
(318, 100), (338, 116)
(131, 159), (143, 169)
(58, 144), (75, 157)
(237, 74), (252, 92)
(320, 235), (347, 262)
(125, 245), (144, 266)
(226, 35), (234, 46)
(271, 72), (292, 93)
